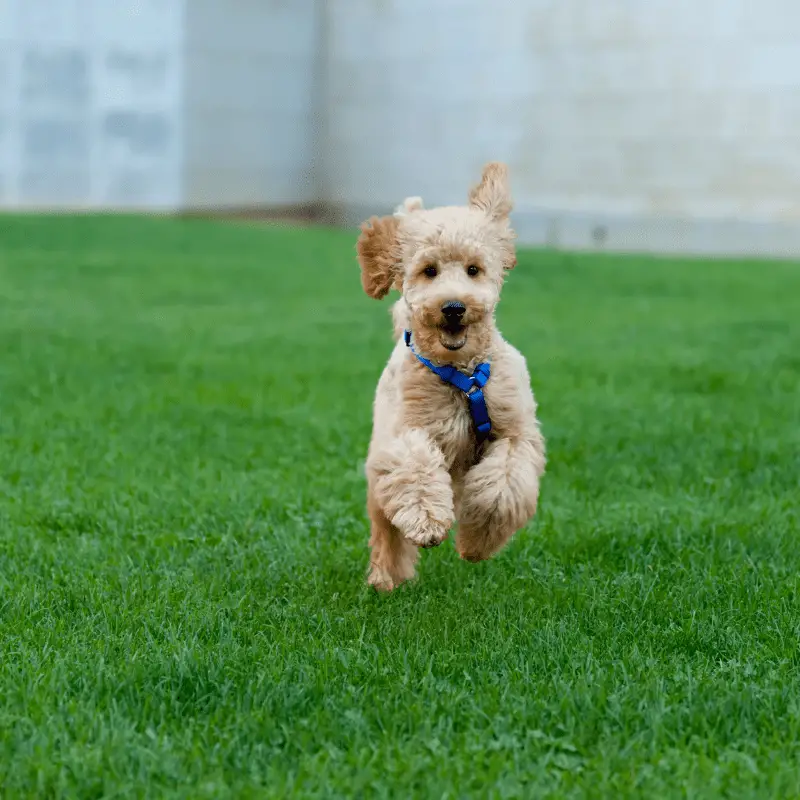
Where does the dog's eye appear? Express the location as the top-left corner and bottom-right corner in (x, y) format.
(466, 264), (480, 277)
(423, 265), (438, 278)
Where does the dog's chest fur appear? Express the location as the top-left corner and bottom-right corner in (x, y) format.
(399, 358), (484, 473)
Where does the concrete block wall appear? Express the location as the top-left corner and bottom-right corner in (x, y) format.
(515, 0), (800, 253)
(0, 0), (316, 211)
(2, 0), (800, 255)
(323, 0), (800, 255)
(0, 0), (184, 209)
(322, 0), (534, 213)
(182, 0), (318, 209)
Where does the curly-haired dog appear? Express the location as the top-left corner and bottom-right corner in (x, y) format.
(357, 162), (546, 591)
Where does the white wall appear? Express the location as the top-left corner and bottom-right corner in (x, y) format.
(323, 0), (524, 212)
(323, 0), (800, 255)
(182, 0), (318, 209)
(2, 0), (800, 255)
(515, 0), (800, 252)
(0, 0), (317, 212)
(0, 0), (184, 209)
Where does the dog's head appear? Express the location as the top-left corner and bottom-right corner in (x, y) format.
(357, 162), (517, 364)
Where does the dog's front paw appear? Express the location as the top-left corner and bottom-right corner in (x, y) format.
(406, 523), (448, 549)
(391, 508), (449, 549)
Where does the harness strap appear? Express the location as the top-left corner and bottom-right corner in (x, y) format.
(404, 330), (492, 441)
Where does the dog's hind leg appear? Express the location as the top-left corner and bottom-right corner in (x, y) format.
(455, 436), (544, 562)
(366, 489), (419, 591)
(367, 428), (454, 550)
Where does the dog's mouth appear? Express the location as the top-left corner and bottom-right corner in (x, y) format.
(438, 322), (467, 351)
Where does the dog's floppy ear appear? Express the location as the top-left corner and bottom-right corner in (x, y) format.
(469, 162), (512, 221)
(356, 215), (401, 300)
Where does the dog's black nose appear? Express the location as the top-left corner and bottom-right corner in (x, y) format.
(441, 301), (466, 320)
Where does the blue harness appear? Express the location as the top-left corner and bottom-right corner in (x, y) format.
(404, 329), (492, 441)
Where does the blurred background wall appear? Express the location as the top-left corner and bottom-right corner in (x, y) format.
(182, 0), (317, 209)
(2, 0), (799, 255)
(0, 0), (184, 208)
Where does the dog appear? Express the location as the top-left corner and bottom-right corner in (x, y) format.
(356, 162), (546, 591)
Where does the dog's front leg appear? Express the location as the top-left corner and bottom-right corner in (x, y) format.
(367, 428), (454, 549)
(456, 435), (545, 562)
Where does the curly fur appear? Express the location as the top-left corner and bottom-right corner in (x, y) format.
(357, 215), (401, 299)
(356, 162), (546, 591)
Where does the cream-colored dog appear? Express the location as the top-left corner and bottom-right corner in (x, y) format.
(357, 162), (546, 591)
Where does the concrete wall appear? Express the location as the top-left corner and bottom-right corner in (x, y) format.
(182, 0), (318, 209)
(0, 0), (184, 209)
(323, 0), (800, 255)
(323, 0), (528, 213)
(0, 0), (317, 211)
(2, 0), (800, 255)
(516, 0), (800, 253)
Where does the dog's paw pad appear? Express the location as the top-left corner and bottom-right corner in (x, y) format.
(391, 509), (451, 549)
(403, 523), (448, 549)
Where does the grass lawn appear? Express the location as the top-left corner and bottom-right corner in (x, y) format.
(1, 215), (799, 798)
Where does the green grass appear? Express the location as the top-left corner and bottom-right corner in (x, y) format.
(1, 215), (799, 798)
